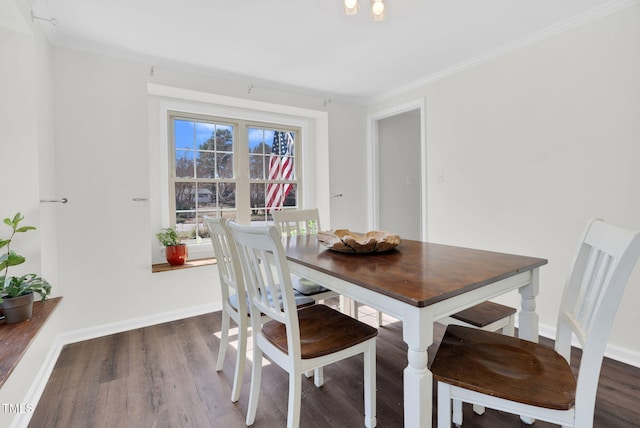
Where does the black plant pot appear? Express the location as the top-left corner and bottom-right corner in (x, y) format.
(1, 292), (34, 324)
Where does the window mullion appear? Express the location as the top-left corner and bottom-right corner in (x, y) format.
(235, 124), (250, 224)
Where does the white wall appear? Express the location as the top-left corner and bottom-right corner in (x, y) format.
(368, 5), (640, 361)
(0, 5), (40, 273)
(0, 2), (62, 427)
(1, 3), (368, 423)
(50, 47), (368, 333)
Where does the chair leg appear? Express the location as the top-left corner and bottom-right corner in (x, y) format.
(502, 314), (515, 336)
(287, 372), (303, 428)
(364, 341), (377, 428)
(349, 297), (358, 318)
(472, 404), (485, 415)
(246, 346), (263, 426)
(303, 368), (324, 387)
(231, 317), (248, 403)
(313, 367), (324, 387)
(437, 382), (452, 428)
(452, 399), (463, 426)
(216, 310), (230, 372)
(520, 415), (535, 425)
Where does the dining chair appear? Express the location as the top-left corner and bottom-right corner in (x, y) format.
(272, 208), (337, 301)
(273, 208), (385, 326)
(228, 221), (378, 428)
(431, 219), (640, 428)
(203, 216), (315, 403)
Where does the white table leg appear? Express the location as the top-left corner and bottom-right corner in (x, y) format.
(518, 268), (540, 425)
(517, 268), (540, 343)
(403, 309), (434, 427)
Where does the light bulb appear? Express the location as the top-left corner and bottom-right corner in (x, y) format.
(344, 0), (359, 15)
(371, 0), (385, 21)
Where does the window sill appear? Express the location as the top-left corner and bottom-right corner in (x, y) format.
(152, 258), (217, 273)
(0, 296), (63, 389)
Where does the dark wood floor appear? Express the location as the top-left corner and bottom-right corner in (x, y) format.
(29, 302), (640, 427)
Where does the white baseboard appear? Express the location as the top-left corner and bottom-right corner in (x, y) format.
(10, 338), (64, 428)
(58, 302), (222, 345)
(10, 302), (223, 428)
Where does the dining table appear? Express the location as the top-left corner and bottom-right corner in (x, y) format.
(283, 234), (548, 428)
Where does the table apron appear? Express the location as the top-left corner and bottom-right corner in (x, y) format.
(288, 262), (535, 323)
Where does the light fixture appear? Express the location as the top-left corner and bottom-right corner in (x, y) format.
(343, 0), (359, 15)
(343, 0), (385, 22)
(371, 0), (385, 21)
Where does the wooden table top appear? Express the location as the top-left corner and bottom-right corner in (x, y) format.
(284, 235), (547, 308)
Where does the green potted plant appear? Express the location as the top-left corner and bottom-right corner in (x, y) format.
(156, 227), (188, 266)
(0, 212), (51, 323)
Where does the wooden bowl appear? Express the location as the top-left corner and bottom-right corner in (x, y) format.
(317, 229), (401, 253)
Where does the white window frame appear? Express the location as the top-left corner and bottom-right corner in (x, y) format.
(168, 112), (303, 233)
(147, 84), (331, 263)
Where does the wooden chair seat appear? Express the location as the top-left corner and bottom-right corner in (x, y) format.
(449, 301), (516, 328)
(440, 300), (517, 419)
(431, 325), (576, 410)
(262, 304), (378, 359)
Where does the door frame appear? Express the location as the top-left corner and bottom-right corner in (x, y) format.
(367, 98), (427, 241)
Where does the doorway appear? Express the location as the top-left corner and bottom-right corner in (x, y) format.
(368, 99), (426, 241)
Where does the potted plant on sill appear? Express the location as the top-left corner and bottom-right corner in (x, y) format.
(0, 212), (51, 324)
(156, 227), (188, 266)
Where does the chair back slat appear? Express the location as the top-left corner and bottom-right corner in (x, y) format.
(559, 220), (640, 351)
(204, 216), (246, 315)
(229, 223), (301, 347)
(578, 249), (613, 333)
(272, 208), (321, 237)
(555, 219), (640, 424)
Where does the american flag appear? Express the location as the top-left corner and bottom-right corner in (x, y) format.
(266, 131), (294, 213)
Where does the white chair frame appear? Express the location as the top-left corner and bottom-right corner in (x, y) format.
(436, 219), (640, 428)
(204, 216), (253, 403)
(273, 208), (383, 326)
(229, 222), (377, 428)
(204, 216), (317, 402)
(272, 208), (338, 303)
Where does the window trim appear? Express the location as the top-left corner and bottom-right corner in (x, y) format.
(148, 84), (331, 264)
(167, 112), (304, 233)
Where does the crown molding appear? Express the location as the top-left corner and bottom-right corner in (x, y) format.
(48, 35), (366, 105)
(369, 0), (639, 104)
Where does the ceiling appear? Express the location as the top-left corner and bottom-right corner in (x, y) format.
(33, 0), (627, 102)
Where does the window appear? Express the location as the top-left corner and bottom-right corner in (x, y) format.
(169, 112), (301, 242)
(148, 85), (330, 265)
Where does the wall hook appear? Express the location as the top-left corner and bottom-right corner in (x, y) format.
(31, 10), (58, 26)
(40, 197), (68, 204)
